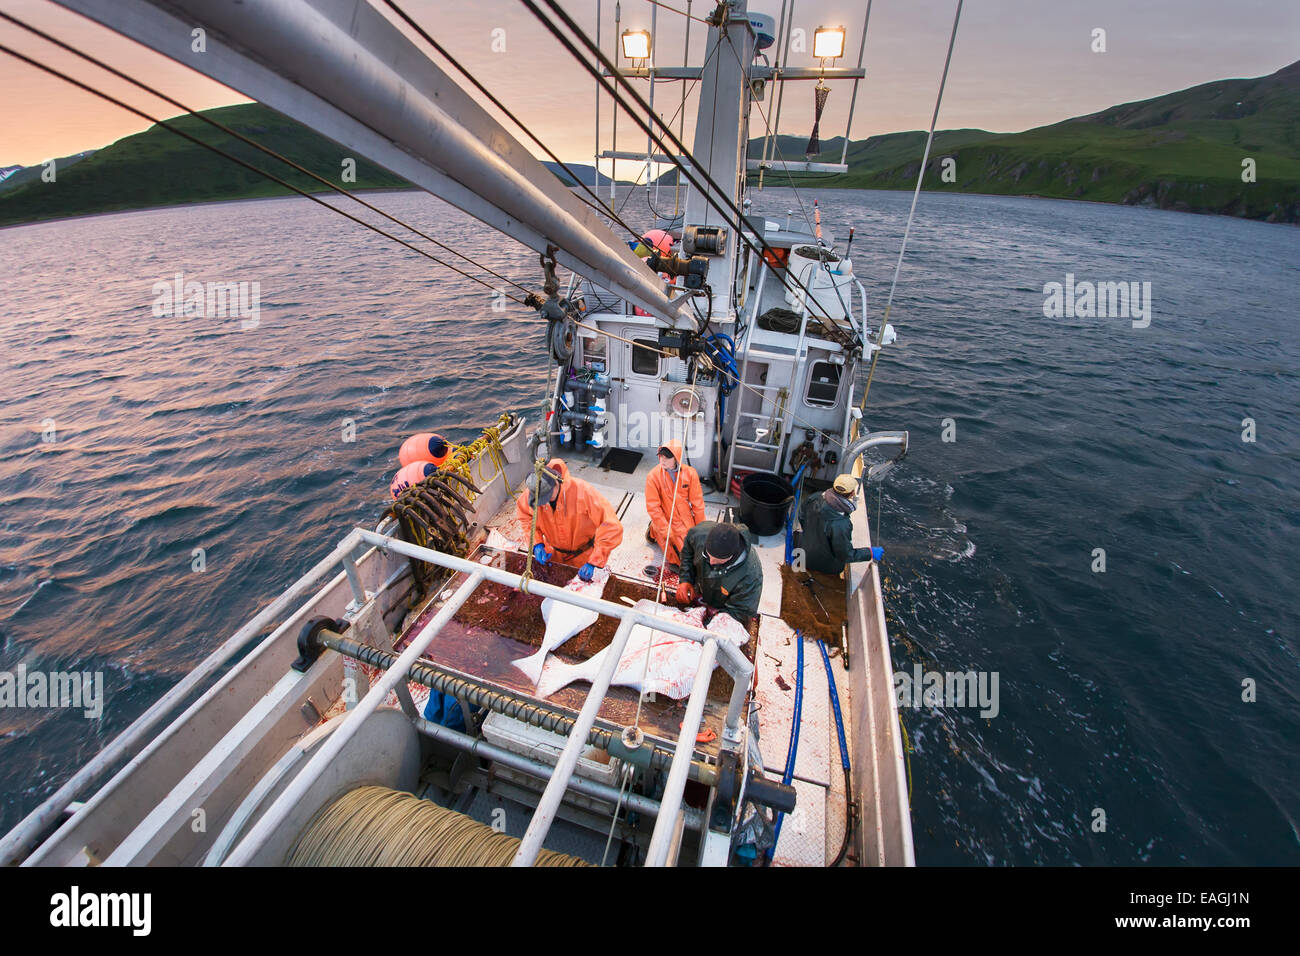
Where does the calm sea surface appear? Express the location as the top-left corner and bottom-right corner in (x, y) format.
(1, 187), (1297, 864)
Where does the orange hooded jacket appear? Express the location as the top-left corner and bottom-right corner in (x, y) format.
(516, 458), (624, 567)
(645, 439), (706, 565)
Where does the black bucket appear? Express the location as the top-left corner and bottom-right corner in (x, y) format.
(739, 473), (796, 537)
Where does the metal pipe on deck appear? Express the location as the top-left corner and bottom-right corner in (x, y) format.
(0, 527), (368, 866)
(223, 570), (487, 866)
(645, 638), (718, 866)
(512, 615), (637, 866)
(307, 630), (716, 783)
(413, 718), (704, 831)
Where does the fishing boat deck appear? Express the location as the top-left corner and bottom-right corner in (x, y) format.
(391, 451), (857, 865)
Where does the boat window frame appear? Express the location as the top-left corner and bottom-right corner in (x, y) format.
(630, 338), (661, 377)
(803, 360), (842, 408)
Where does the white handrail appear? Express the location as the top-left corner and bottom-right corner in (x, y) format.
(355, 530), (753, 730)
(512, 615), (638, 866)
(645, 638), (719, 866)
(0, 527), (368, 866)
(222, 569), (487, 866)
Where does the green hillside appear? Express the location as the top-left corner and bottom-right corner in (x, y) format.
(756, 60), (1300, 223)
(5, 60), (1297, 227)
(0, 103), (409, 227)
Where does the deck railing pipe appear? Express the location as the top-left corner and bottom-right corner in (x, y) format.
(222, 569), (486, 866)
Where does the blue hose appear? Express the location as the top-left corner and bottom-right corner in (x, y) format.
(768, 629), (805, 862)
(704, 333), (739, 394)
(817, 637), (854, 866)
(817, 639), (850, 775)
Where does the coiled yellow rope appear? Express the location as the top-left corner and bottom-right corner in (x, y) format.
(285, 785), (590, 867)
(441, 413), (516, 501)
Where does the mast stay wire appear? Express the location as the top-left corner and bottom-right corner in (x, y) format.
(0, 10), (544, 301)
(0, 7), (538, 297)
(381, 0), (649, 249)
(860, 0), (963, 410)
(523, 0), (857, 351)
(645, 0), (711, 26)
(7, 12), (883, 478)
(0, 39), (543, 306)
(12, 8), (876, 466)
(616, 35), (725, 223)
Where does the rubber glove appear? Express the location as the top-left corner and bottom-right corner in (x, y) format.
(675, 581), (697, 605)
(532, 543), (550, 565)
(870, 547), (883, 561)
(578, 563), (597, 582)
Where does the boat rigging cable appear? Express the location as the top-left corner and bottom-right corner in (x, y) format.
(0, 30), (539, 306)
(756, 0), (791, 190)
(521, 0), (857, 350)
(724, 35), (835, 242)
(860, 0), (964, 409)
(12, 7), (865, 465)
(645, 0), (710, 26)
(380, 0), (648, 249)
(614, 37), (724, 222)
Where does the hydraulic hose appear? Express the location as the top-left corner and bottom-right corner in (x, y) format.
(767, 629), (805, 863)
(817, 638), (855, 866)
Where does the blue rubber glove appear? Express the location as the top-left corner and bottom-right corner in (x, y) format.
(870, 547), (884, 562)
(532, 543), (550, 565)
(578, 563), (597, 582)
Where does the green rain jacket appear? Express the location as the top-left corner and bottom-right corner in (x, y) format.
(678, 520), (763, 626)
(799, 492), (873, 574)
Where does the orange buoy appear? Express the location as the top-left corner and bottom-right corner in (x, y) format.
(391, 461), (436, 499)
(399, 432), (451, 467)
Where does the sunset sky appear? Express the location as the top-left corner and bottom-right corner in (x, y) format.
(1, 0), (1297, 171)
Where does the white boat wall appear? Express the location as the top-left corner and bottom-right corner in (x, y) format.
(2, 0), (916, 866)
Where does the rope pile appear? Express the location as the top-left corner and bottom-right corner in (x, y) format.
(286, 786), (590, 867)
(440, 413), (518, 500)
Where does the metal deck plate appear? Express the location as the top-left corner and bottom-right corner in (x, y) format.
(771, 778), (828, 867)
(754, 616), (832, 787)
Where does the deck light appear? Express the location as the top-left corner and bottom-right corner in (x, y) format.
(813, 25), (846, 61)
(621, 29), (651, 61)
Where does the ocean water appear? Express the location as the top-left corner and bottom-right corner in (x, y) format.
(1, 186), (1297, 864)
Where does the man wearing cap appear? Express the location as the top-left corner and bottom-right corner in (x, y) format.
(798, 473), (883, 574)
(516, 458), (624, 581)
(644, 439), (706, 575)
(675, 521), (763, 627)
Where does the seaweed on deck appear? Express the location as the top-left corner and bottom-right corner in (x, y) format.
(778, 564), (847, 642)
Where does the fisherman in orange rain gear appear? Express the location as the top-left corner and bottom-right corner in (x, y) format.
(644, 439), (705, 576)
(516, 459), (624, 581)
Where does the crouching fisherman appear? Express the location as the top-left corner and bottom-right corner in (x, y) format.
(674, 521), (762, 627)
(798, 473), (883, 573)
(516, 458), (624, 581)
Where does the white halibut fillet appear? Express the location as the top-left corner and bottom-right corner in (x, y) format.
(512, 570), (609, 688)
(535, 599), (749, 700)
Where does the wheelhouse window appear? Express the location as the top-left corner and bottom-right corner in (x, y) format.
(631, 339), (660, 376)
(806, 361), (841, 407)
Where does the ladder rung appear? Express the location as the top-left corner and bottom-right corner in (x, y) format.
(734, 439), (781, 451)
